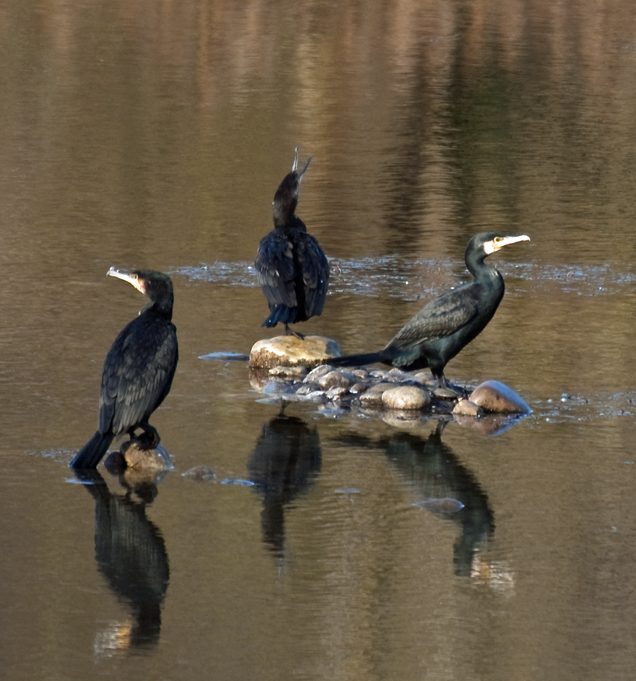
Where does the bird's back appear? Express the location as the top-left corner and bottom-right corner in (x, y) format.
(99, 312), (178, 436)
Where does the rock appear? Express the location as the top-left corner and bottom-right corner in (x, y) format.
(325, 386), (349, 401)
(413, 371), (436, 387)
(434, 386), (463, 400)
(349, 382), (369, 394)
(122, 440), (173, 471)
(305, 364), (334, 382)
(351, 369), (369, 380)
(296, 383), (321, 395)
(183, 465), (216, 481)
(269, 364), (308, 379)
(318, 371), (352, 390)
(249, 336), (341, 370)
(382, 385), (431, 410)
(358, 382), (394, 407)
(452, 399), (484, 417)
(469, 380), (531, 414)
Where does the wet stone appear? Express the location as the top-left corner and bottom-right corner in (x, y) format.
(122, 440), (173, 471)
(269, 365), (308, 379)
(305, 364), (334, 382)
(349, 382), (369, 394)
(469, 380), (531, 414)
(183, 465), (216, 482)
(452, 399), (484, 417)
(434, 386), (463, 400)
(318, 370), (352, 390)
(351, 369), (370, 380)
(326, 386), (349, 401)
(382, 385), (431, 410)
(296, 383), (321, 395)
(249, 335), (341, 370)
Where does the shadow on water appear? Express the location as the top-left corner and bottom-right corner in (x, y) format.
(247, 411), (322, 560)
(72, 469), (170, 652)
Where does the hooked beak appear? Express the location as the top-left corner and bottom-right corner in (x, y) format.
(292, 146), (312, 182)
(486, 234), (531, 255)
(107, 267), (145, 294)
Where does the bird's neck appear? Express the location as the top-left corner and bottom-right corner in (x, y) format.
(144, 298), (173, 320)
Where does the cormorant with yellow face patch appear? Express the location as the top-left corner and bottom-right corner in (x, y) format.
(70, 269), (178, 469)
(329, 232), (530, 389)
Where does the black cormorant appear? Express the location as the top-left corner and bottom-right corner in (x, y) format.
(329, 232), (530, 388)
(70, 269), (178, 469)
(255, 147), (329, 338)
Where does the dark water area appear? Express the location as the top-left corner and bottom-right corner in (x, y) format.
(2, 1), (636, 679)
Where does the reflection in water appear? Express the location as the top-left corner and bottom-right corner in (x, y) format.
(74, 470), (170, 651)
(383, 423), (494, 577)
(248, 412), (322, 559)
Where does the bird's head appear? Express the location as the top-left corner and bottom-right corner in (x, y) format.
(272, 147), (312, 226)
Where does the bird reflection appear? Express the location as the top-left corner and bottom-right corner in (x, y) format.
(248, 412), (322, 559)
(382, 422), (494, 577)
(74, 469), (169, 650)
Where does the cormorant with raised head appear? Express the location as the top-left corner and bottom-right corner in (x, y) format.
(255, 147), (329, 338)
(70, 269), (178, 469)
(329, 232), (530, 388)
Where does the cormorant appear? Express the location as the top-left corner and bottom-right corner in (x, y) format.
(255, 147), (329, 338)
(329, 232), (530, 388)
(70, 269), (178, 470)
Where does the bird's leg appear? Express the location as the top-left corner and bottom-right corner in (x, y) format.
(130, 423), (161, 449)
(436, 372), (468, 397)
(284, 324), (305, 340)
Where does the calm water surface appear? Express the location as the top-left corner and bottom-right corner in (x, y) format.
(2, 1), (636, 679)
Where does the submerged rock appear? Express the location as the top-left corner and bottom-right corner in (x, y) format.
(182, 465), (216, 482)
(382, 385), (431, 410)
(249, 335), (341, 370)
(469, 380), (531, 414)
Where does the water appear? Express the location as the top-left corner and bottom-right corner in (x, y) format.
(2, 0), (636, 679)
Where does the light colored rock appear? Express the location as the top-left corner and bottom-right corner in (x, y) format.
(249, 335), (341, 370)
(349, 382), (369, 394)
(318, 370), (352, 390)
(382, 385), (431, 410)
(305, 364), (334, 382)
(469, 380), (531, 414)
(325, 386), (349, 401)
(269, 365), (308, 379)
(452, 399), (484, 417)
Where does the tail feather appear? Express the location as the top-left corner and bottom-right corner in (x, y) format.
(70, 431), (114, 469)
(328, 351), (386, 368)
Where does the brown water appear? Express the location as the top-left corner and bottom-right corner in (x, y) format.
(2, 1), (636, 679)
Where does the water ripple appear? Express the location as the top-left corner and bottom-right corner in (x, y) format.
(173, 259), (636, 299)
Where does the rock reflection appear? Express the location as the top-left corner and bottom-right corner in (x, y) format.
(73, 470), (169, 651)
(383, 423), (494, 577)
(248, 412), (322, 560)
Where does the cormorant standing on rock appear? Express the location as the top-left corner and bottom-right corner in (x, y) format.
(329, 232), (530, 388)
(255, 147), (329, 338)
(70, 269), (178, 470)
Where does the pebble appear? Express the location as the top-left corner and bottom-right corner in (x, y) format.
(305, 364), (334, 382)
(382, 385), (430, 410)
(469, 380), (531, 414)
(318, 371), (352, 390)
(452, 399), (483, 417)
